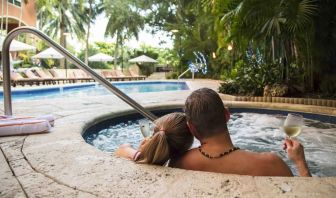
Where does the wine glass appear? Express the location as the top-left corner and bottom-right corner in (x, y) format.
(139, 119), (155, 138)
(283, 113), (303, 138)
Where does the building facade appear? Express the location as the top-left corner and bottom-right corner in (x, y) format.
(0, 0), (36, 33)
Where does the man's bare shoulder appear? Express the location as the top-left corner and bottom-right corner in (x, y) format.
(170, 148), (200, 170)
(242, 151), (293, 176)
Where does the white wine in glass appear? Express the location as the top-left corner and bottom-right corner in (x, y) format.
(283, 113), (303, 138)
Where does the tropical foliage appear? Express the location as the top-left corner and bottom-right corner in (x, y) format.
(138, 0), (336, 97)
(34, 0), (336, 97)
(104, 0), (145, 70)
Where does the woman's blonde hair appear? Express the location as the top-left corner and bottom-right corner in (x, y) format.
(135, 112), (193, 165)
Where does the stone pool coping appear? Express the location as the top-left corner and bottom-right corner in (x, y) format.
(0, 80), (335, 197)
(220, 94), (336, 108)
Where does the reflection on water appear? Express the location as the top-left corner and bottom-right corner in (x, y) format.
(85, 113), (336, 177)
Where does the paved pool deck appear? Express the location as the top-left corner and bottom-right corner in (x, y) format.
(0, 79), (335, 198)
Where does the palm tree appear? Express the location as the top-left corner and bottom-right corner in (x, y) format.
(210, 0), (317, 87)
(36, 0), (88, 68)
(104, 0), (145, 70)
(83, 0), (103, 65)
(84, 0), (93, 65)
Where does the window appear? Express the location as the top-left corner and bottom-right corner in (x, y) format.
(8, 0), (21, 7)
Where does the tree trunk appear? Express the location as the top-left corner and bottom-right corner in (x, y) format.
(271, 36), (275, 62)
(120, 35), (124, 71)
(85, 0), (92, 65)
(60, 9), (66, 70)
(114, 33), (119, 69)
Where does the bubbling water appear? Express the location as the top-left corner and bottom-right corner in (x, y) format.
(85, 112), (336, 176)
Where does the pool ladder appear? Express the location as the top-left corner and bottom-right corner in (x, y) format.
(1, 27), (157, 121)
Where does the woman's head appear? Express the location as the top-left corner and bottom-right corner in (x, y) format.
(135, 112), (193, 165)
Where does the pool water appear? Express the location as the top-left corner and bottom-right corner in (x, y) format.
(84, 112), (336, 177)
(1, 81), (189, 101)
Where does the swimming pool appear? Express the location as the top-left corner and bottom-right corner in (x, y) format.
(83, 108), (336, 177)
(0, 81), (189, 101)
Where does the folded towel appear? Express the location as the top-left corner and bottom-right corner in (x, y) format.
(0, 115), (55, 137)
(0, 114), (55, 126)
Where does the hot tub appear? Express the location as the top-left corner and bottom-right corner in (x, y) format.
(83, 107), (336, 177)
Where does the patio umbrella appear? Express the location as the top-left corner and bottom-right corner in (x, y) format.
(0, 35), (36, 51)
(31, 47), (64, 59)
(129, 55), (157, 63)
(0, 36), (35, 71)
(88, 52), (114, 62)
(31, 47), (68, 77)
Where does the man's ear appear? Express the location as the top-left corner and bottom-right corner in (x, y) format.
(224, 108), (231, 123)
(187, 121), (201, 140)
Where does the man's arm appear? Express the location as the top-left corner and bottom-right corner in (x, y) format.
(262, 153), (293, 176)
(284, 138), (311, 177)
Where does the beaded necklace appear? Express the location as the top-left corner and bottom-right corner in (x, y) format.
(198, 146), (240, 159)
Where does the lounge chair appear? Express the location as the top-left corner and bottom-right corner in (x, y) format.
(10, 71), (40, 87)
(35, 69), (57, 84)
(115, 69), (135, 81)
(34, 68), (58, 85)
(128, 64), (146, 80)
(128, 68), (146, 80)
(34, 68), (53, 78)
(49, 69), (77, 83)
(73, 69), (94, 82)
(101, 70), (122, 81)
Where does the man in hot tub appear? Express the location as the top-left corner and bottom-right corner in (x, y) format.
(171, 88), (311, 177)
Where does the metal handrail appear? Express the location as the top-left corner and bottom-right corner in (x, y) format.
(1, 27), (157, 121)
(178, 68), (195, 80)
(178, 68), (190, 79)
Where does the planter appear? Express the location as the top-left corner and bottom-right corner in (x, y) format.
(293, 98), (299, 104)
(290, 98), (295, 104)
(230, 95), (333, 107)
(266, 97), (272, 103)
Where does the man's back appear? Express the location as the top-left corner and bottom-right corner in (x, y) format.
(171, 148), (293, 176)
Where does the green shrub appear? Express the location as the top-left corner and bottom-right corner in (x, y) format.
(320, 75), (336, 98)
(166, 72), (179, 79)
(218, 81), (239, 95)
(219, 58), (282, 96)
